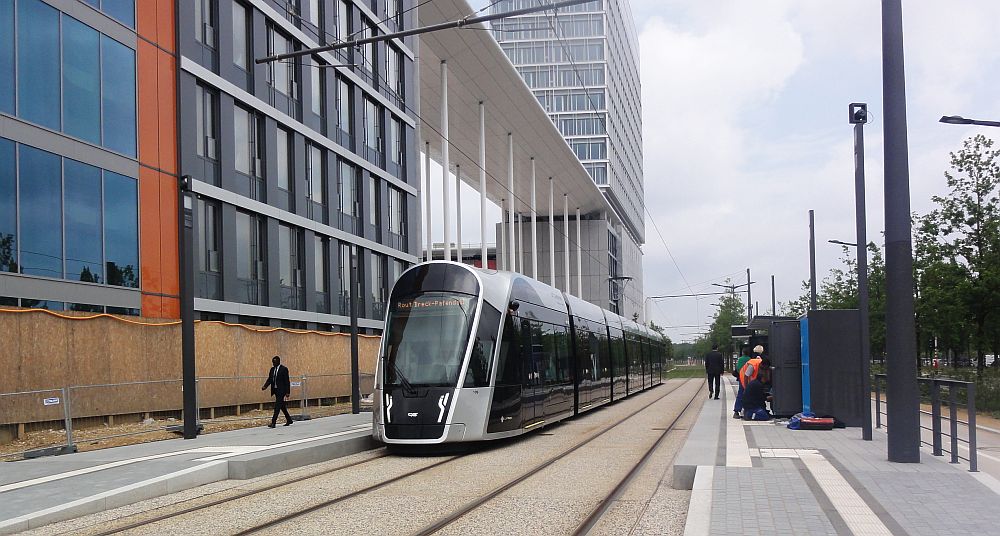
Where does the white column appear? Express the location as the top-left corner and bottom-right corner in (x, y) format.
(530, 159), (538, 279)
(507, 133), (516, 273)
(424, 142), (431, 261)
(548, 178), (555, 287)
(517, 211), (524, 275)
(479, 101), (487, 267)
(455, 163), (462, 264)
(576, 207), (582, 298)
(499, 198), (506, 271)
(564, 194), (570, 295)
(440, 61), (451, 262)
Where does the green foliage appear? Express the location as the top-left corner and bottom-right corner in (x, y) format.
(688, 281), (745, 358)
(915, 134), (1000, 373)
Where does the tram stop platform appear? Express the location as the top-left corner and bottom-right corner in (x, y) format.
(0, 413), (376, 534)
(675, 377), (1000, 535)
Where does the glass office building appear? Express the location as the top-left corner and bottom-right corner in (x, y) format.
(182, 0), (418, 331)
(1, 0), (143, 315)
(491, 0), (644, 317)
(1, 1), (419, 332)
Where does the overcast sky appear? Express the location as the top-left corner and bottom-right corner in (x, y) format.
(448, 0), (1000, 344)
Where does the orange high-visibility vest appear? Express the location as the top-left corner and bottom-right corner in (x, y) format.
(740, 357), (762, 388)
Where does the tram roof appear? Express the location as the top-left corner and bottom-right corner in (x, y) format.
(418, 0), (616, 219)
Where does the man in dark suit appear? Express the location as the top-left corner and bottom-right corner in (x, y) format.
(704, 344), (725, 400)
(262, 355), (293, 427)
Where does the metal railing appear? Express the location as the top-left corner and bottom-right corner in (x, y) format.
(874, 373), (978, 471)
(1, 373), (374, 461)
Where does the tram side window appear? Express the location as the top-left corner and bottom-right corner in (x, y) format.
(574, 326), (592, 380)
(521, 318), (544, 386)
(495, 312), (521, 386)
(465, 303), (500, 388)
(544, 324), (571, 384)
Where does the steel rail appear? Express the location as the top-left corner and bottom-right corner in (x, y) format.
(409, 379), (696, 536)
(84, 451), (391, 536)
(572, 386), (702, 535)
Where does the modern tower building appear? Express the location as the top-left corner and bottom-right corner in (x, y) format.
(490, 0), (644, 318)
(0, 0), (421, 333)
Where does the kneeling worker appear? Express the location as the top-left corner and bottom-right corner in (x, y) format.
(742, 363), (772, 421)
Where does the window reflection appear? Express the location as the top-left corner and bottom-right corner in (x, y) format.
(0, 139), (15, 273)
(65, 160), (103, 283)
(17, 0), (60, 130)
(104, 172), (138, 288)
(19, 145), (62, 278)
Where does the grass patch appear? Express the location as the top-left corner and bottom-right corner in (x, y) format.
(666, 366), (708, 379)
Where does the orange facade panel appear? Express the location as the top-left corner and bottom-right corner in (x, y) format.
(136, 2), (158, 43)
(160, 297), (181, 319)
(141, 294), (163, 319)
(137, 41), (160, 170)
(156, 51), (178, 174)
(139, 167), (162, 294)
(158, 172), (180, 297)
(156, 0), (176, 54)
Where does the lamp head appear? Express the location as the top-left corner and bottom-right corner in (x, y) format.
(940, 115), (972, 125)
(849, 103), (868, 124)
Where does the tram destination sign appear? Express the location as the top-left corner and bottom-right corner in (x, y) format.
(396, 297), (465, 311)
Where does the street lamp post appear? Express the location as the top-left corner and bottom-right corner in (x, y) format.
(809, 210), (817, 311)
(850, 102), (873, 441)
(882, 0), (920, 462)
(179, 175), (198, 439)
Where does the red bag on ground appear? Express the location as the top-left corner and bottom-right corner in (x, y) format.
(798, 417), (835, 430)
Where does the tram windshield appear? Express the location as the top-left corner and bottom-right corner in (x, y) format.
(383, 292), (477, 387)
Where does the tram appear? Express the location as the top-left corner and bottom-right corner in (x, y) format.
(372, 261), (665, 444)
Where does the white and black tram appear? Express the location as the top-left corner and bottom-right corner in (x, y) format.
(372, 261), (665, 444)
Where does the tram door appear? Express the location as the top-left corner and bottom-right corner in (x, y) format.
(575, 328), (593, 409)
(520, 319), (543, 424)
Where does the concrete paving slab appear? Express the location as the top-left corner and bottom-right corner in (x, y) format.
(0, 413), (377, 534)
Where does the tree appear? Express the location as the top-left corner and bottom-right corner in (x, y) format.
(647, 320), (675, 361)
(917, 135), (1000, 374)
(693, 282), (745, 360)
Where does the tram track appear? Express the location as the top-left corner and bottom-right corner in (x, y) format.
(73, 379), (695, 535)
(407, 378), (700, 536)
(79, 450), (394, 536)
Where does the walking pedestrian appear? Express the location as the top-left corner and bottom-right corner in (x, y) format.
(704, 344), (725, 399)
(262, 355), (293, 428)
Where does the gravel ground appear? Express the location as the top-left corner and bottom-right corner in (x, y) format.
(21, 380), (702, 536)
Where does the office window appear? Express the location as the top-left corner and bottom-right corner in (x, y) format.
(101, 36), (137, 157)
(388, 186), (405, 237)
(17, 0), (60, 130)
(338, 243), (351, 308)
(314, 235), (328, 293)
(104, 172), (138, 288)
(278, 224), (302, 290)
(339, 160), (358, 217)
(364, 98), (380, 153)
(306, 0), (322, 28)
(64, 160), (103, 283)
(0, 139), (15, 273)
(389, 118), (403, 166)
(360, 19), (375, 73)
(368, 176), (379, 227)
(370, 251), (385, 317)
(337, 0), (349, 40)
(235, 211), (266, 287)
(0, 0), (12, 114)
(336, 77), (352, 135)
(234, 106), (262, 178)
(198, 199), (221, 273)
(276, 128), (291, 191)
(195, 0), (217, 48)
(101, 0), (135, 28)
(18, 145), (62, 279)
(195, 84), (218, 160)
(311, 56), (325, 116)
(62, 16), (101, 145)
(232, 2), (249, 70)
(267, 27), (295, 97)
(307, 143), (324, 203)
(385, 45), (401, 99)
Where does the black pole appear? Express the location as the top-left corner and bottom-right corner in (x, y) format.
(882, 0), (919, 462)
(179, 176), (198, 439)
(854, 118), (873, 441)
(809, 210), (817, 311)
(746, 268), (752, 323)
(771, 275), (776, 316)
(349, 246), (361, 414)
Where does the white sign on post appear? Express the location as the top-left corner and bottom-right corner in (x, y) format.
(43, 397), (61, 406)
(291, 381), (302, 387)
